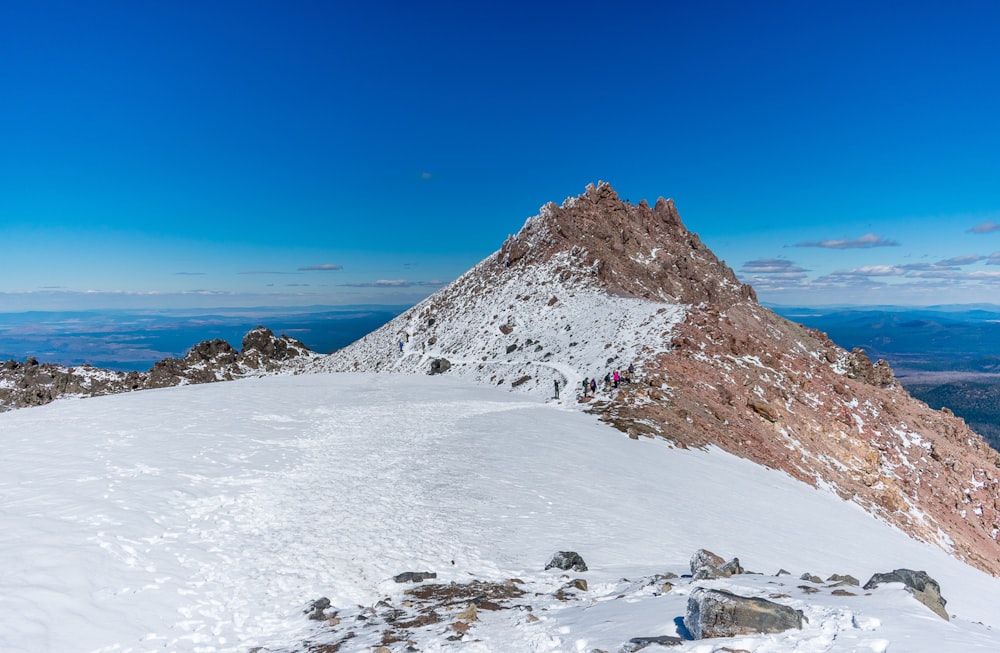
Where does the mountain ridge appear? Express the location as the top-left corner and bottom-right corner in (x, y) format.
(318, 182), (1000, 579)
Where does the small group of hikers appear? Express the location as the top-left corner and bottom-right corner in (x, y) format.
(579, 363), (635, 397)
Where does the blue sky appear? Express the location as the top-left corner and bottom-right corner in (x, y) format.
(3, 1), (1000, 310)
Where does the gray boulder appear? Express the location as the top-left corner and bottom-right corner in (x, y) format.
(621, 635), (683, 650)
(863, 569), (948, 620)
(428, 358), (451, 375)
(686, 588), (804, 639)
(393, 571), (437, 583)
(545, 551), (588, 572)
(305, 596), (331, 620)
(690, 549), (743, 579)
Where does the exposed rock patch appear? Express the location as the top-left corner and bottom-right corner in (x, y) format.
(298, 551), (922, 651)
(0, 326), (318, 412)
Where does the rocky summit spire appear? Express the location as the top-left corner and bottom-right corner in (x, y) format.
(317, 182), (1000, 579)
(497, 181), (756, 307)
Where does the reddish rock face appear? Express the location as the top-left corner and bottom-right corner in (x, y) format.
(606, 299), (1000, 576)
(527, 184), (1000, 577)
(498, 181), (756, 308)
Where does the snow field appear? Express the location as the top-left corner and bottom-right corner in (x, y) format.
(2, 373), (1000, 652)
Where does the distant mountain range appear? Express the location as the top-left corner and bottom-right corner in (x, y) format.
(0, 305), (404, 371)
(770, 305), (1000, 377)
(770, 305), (1000, 449)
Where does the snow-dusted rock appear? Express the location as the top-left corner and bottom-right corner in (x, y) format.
(864, 568), (949, 620)
(545, 550), (588, 572)
(690, 548), (743, 579)
(686, 587), (805, 639)
(622, 635), (684, 650)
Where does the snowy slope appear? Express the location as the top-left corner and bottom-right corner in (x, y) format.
(3, 373), (1000, 652)
(311, 251), (685, 404)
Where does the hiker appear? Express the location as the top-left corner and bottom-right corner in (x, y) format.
(582, 377), (589, 396)
(554, 380), (560, 399)
(398, 341), (404, 352)
(613, 370), (620, 388)
(590, 378), (597, 394)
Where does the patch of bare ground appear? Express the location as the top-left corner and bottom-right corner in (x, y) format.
(298, 579), (530, 651)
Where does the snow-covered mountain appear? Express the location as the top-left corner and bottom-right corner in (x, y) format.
(6, 182), (1000, 651)
(4, 373), (1000, 652)
(314, 182), (1000, 581)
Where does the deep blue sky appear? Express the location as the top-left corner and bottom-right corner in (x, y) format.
(3, 1), (1000, 310)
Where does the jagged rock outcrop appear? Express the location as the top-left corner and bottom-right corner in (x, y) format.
(0, 327), (318, 411)
(241, 325), (313, 367)
(0, 359), (144, 409)
(498, 182), (756, 307)
(690, 549), (744, 580)
(147, 338), (241, 388)
(864, 568), (949, 620)
(314, 181), (1000, 579)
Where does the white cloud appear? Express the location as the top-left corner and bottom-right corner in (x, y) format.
(298, 264), (344, 271)
(793, 233), (899, 249)
(968, 221), (1000, 234)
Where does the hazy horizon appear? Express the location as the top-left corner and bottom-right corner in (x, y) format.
(0, 304), (407, 371)
(4, 300), (1000, 373)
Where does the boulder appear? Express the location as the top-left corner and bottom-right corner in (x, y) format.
(690, 549), (724, 576)
(305, 597), (331, 620)
(686, 588), (804, 639)
(718, 558), (745, 577)
(863, 569), (948, 620)
(428, 358), (451, 375)
(690, 549), (743, 580)
(827, 573), (859, 586)
(393, 571), (437, 583)
(622, 635), (684, 650)
(545, 551), (588, 572)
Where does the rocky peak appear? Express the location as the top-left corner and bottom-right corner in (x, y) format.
(498, 181), (756, 307)
(317, 182), (1000, 580)
(241, 326), (312, 363)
